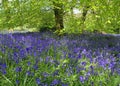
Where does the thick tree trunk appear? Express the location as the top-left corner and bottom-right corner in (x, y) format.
(53, 3), (64, 30)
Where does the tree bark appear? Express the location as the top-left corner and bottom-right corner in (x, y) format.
(80, 5), (90, 32)
(53, 2), (64, 30)
(81, 6), (90, 24)
(2, 0), (11, 28)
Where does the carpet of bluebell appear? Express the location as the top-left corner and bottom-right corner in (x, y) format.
(0, 32), (120, 86)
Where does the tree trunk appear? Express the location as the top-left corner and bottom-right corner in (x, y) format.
(81, 6), (89, 23)
(53, 2), (64, 30)
(2, 0), (11, 28)
(81, 6), (90, 32)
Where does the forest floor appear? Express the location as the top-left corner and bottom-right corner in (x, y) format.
(0, 31), (120, 86)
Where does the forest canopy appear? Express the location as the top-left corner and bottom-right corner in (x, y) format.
(0, 0), (120, 34)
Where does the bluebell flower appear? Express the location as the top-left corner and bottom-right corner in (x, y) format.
(26, 48), (30, 52)
(0, 63), (7, 74)
(79, 76), (85, 83)
(36, 78), (41, 85)
(76, 66), (81, 73)
(15, 66), (22, 72)
(33, 64), (38, 70)
(27, 61), (31, 66)
(77, 54), (81, 59)
(34, 52), (37, 57)
(86, 71), (91, 76)
(53, 70), (59, 76)
(81, 61), (86, 66)
(15, 60), (19, 64)
(45, 56), (50, 62)
(0, 63), (7, 69)
(26, 71), (31, 76)
(90, 65), (94, 70)
(51, 79), (59, 85)
(42, 72), (49, 77)
(68, 53), (72, 58)
(16, 79), (19, 85)
(62, 83), (68, 86)
(81, 49), (87, 55)
(0, 69), (7, 75)
(99, 60), (106, 69)
(117, 68), (120, 75)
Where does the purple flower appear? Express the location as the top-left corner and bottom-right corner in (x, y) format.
(81, 49), (87, 55)
(81, 61), (86, 66)
(51, 79), (59, 85)
(77, 54), (81, 59)
(117, 68), (120, 75)
(45, 56), (50, 62)
(90, 65), (94, 70)
(62, 83), (68, 86)
(79, 76), (85, 83)
(26, 71), (31, 76)
(16, 79), (19, 85)
(109, 62), (115, 68)
(76, 69), (81, 73)
(15, 66), (22, 72)
(42, 72), (49, 77)
(26, 71), (34, 76)
(36, 78), (41, 85)
(0, 69), (7, 75)
(53, 70), (59, 76)
(33, 64), (38, 70)
(0, 63), (7, 69)
(99, 60), (107, 69)
(86, 71), (91, 76)
(34, 52), (37, 57)
(27, 61), (31, 66)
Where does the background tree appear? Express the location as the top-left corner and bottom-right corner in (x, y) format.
(0, 0), (119, 34)
(52, 1), (64, 30)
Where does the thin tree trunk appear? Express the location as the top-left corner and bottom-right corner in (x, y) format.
(81, 6), (90, 32)
(81, 6), (89, 24)
(53, 2), (64, 30)
(3, 0), (10, 28)
(70, 7), (74, 17)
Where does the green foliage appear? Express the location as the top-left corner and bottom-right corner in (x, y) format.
(0, 0), (119, 34)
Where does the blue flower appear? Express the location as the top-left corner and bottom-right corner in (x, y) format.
(0, 69), (7, 75)
(81, 61), (86, 66)
(53, 70), (59, 76)
(62, 83), (68, 86)
(81, 49), (87, 55)
(79, 76), (85, 83)
(15, 66), (22, 72)
(27, 61), (31, 66)
(16, 79), (19, 85)
(42, 72), (49, 77)
(0, 63), (7, 69)
(51, 79), (59, 85)
(77, 54), (81, 59)
(33, 64), (38, 70)
(26, 71), (31, 76)
(36, 78), (41, 85)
